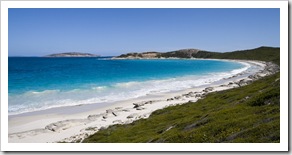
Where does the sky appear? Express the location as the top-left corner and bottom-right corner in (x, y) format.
(8, 8), (280, 56)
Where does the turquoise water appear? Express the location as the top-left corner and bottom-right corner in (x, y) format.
(8, 57), (247, 115)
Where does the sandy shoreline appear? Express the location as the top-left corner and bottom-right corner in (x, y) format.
(8, 59), (279, 143)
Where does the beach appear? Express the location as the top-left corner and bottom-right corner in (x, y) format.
(8, 59), (279, 143)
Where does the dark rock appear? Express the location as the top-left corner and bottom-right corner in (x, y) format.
(205, 87), (214, 92)
(102, 114), (108, 119)
(145, 101), (153, 104)
(133, 102), (145, 108)
(112, 112), (118, 116)
(228, 82), (234, 85)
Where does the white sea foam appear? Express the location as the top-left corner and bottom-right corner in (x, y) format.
(91, 86), (108, 91)
(8, 61), (262, 115)
(24, 90), (60, 96)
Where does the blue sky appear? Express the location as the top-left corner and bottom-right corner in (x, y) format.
(8, 8), (280, 56)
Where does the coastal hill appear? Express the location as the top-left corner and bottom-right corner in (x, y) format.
(115, 46), (280, 65)
(196, 46), (280, 65)
(116, 48), (200, 59)
(45, 52), (100, 57)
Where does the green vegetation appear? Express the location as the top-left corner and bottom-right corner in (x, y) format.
(160, 49), (197, 58)
(194, 46), (280, 65)
(83, 73), (280, 143)
(84, 46), (280, 143)
(119, 52), (141, 58)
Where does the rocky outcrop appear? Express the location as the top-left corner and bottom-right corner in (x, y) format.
(247, 62), (279, 80)
(117, 52), (160, 59)
(203, 87), (214, 93)
(236, 61), (279, 87)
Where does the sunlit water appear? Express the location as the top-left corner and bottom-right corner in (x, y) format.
(9, 57), (251, 115)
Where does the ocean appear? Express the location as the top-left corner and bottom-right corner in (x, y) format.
(8, 57), (250, 115)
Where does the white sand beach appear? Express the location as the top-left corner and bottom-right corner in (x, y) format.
(8, 59), (279, 143)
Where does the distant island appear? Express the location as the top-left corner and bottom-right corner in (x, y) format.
(45, 52), (100, 57)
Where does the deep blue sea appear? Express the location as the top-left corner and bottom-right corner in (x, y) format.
(8, 57), (248, 115)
